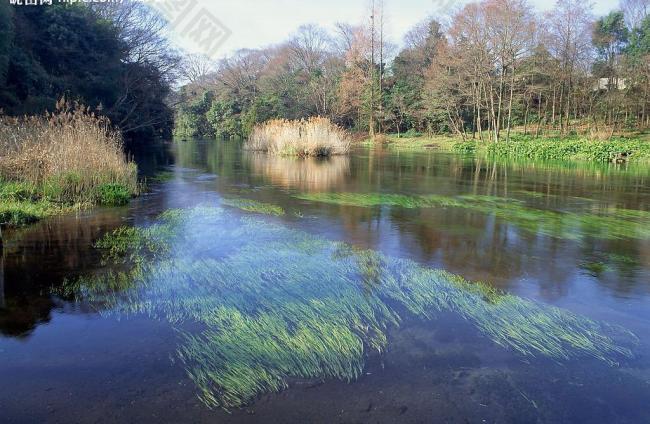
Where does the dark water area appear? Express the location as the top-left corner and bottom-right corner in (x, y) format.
(1, 140), (650, 423)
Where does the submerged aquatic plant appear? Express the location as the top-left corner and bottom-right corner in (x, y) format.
(295, 192), (650, 241)
(221, 198), (285, 216)
(60, 206), (638, 409)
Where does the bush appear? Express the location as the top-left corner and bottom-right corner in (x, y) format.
(0, 102), (139, 227)
(398, 128), (422, 138)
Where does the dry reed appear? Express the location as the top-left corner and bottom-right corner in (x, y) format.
(245, 117), (351, 157)
(0, 100), (137, 204)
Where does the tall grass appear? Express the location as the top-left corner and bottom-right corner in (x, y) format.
(0, 101), (138, 211)
(245, 117), (351, 157)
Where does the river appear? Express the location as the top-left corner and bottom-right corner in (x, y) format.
(1, 140), (649, 423)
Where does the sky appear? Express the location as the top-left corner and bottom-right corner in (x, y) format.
(168, 0), (621, 59)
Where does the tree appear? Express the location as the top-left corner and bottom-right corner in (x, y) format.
(0, 3), (177, 140)
(544, 0), (594, 133)
(621, 0), (650, 29)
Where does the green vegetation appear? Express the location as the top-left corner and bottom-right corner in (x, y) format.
(580, 262), (610, 277)
(0, 2), (175, 139)
(295, 192), (650, 241)
(484, 136), (650, 162)
(147, 171), (176, 184)
(96, 184), (131, 206)
(361, 134), (650, 163)
(221, 198), (285, 216)
(362, 134), (461, 151)
(0, 107), (138, 228)
(60, 206), (637, 410)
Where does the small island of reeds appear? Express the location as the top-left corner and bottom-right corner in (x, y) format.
(245, 117), (350, 157)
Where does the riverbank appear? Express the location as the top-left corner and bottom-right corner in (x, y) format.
(361, 133), (650, 163)
(0, 107), (138, 230)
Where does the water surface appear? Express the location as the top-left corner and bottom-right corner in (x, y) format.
(1, 140), (649, 423)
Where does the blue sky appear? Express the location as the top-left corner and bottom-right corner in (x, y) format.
(176, 0), (620, 57)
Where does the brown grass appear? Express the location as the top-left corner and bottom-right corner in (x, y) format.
(0, 101), (137, 204)
(245, 117), (351, 156)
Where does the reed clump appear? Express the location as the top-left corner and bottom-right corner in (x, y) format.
(0, 101), (138, 226)
(245, 117), (351, 157)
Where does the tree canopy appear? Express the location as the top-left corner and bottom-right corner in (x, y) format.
(0, 3), (177, 140)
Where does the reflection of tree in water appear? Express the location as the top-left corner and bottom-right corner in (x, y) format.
(0, 211), (125, 338)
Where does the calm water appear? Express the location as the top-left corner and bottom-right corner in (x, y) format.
(1, 140), (650, 423)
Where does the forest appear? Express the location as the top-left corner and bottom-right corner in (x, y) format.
(0, 1), (176, 139)
(174, 0), (650, 143)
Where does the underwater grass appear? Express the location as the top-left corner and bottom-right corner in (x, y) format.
(147, 170), (175, 183)
(295, 192), (650, 241)
(221, 198), (285, 216)
(60, 206), (638, 409)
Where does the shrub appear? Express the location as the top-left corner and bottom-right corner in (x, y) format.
(245, 117), (350, 157)
(398, 128), (422, 138)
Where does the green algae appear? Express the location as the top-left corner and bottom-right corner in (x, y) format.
(295, 192), (650, 241)
(59, 206), (638, 410)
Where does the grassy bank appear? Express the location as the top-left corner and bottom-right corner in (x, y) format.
(0, 105), (138, 228)
(362, 132), (650, 163)
(361, 133), (460, 151)
(246, 117), (350, 156)
(481, 135), (650, 162)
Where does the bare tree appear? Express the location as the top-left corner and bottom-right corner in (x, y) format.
(181, 54), (216, 86)
(544, 0), (594, 133)
(621, 0), (650, 29)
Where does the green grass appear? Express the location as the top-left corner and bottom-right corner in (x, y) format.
(358, 132), (650, 163)
(0, 180), (64, 226)
(0, 178), (135, 228)
(295, 192), (650, 241)
(454, 135), (650, 163)
(59, 206), (638, 410)
(221, 198), (285, 216)
(96, 183), (132, 206)
(0, 200), (56, 226)
(361, 134), (460, 151)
